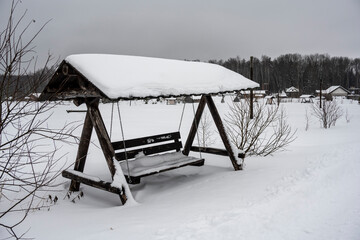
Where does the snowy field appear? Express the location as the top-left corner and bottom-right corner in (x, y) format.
(2, 96), (360, 240)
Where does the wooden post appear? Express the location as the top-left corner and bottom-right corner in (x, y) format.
(250, 56), (254, 119)
(86, 99), (127, 204)
(86, 99), (116, 176)
(183, 95), (207, 156)
(205, 95), (240, 171)
(69, 109), (93, 191)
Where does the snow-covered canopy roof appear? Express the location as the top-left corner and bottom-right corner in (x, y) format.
(40, 54), (259, 101)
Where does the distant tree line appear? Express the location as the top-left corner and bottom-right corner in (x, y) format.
(2, 53), (360, 99)
(0, 67), (54, 100)
(209, 54), (360, 94)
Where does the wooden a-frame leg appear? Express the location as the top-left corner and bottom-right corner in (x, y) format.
(86, 99), (127, 204)
(183, 95), (207, 156)
(69, 109), (94, 191)
(183, 94), (240, 171)
(205, 95), (241, 171)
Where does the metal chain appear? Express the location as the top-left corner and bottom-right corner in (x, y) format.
(109, 102), (114, 140)
(116, 101), (132, 183)
(178, 101), (186, 131)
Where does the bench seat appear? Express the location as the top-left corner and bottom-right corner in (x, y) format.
(120, 152), (204, 177)
(112, 131), (204, 184)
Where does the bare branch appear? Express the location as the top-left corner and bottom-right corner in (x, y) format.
(0, 1), (77, 238)
(225, 99), (296, 157)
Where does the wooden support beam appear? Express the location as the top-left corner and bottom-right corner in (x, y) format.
(86, 99), (116, 176)
(190, 146), (245, 159)
(66, 110), (87, 113)
(205, 95), (241, 171)
(182, 95), (207, 156)
(86, 99), (127, 204)
(69, 109), (93, 191)
(63, 170), (127, 205)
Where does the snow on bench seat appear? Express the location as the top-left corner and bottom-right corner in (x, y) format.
(120, 152), (203, 177)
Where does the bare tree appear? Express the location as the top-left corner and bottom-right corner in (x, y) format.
(311, 100), (343, 129)
(198, 110), (215, 148)
(0, 1), (76, 238)
(225, 99), (296, 157)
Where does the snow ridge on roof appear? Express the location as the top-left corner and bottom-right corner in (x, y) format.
(65, 54), (259, 99)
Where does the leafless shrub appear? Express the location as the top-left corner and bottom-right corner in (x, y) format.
(198, 110), (215, 147)
(225, 99), (296, 157)
(0, 1), (77, 238)
(311, 100), (343, 129)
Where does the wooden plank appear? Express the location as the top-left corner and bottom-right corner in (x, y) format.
(191, 146), (245, 159)
(112, 131), (180, 150)
(87, 99), (117, 177)
(190, 146), (228, 156)
(66, 110), (87, 113)
(62, 170), (127, 205)
(115, 141), (183, 161)
(69, 109), (93, 191)
(182, 95), (207, 156)
(205, 95), (241, 171)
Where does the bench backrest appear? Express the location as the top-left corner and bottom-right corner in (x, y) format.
(111, 131), (182, 161)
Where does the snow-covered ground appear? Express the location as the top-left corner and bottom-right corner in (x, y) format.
(2, 97), (360, 239)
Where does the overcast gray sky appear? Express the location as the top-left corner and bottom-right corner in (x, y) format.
(1, 0), (359, 67)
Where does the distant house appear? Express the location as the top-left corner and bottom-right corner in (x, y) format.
(326, 86), (349, 97)
(285, 86), (300, 98)
(166, 97), (177, 105)
(316, 86), (349, 98)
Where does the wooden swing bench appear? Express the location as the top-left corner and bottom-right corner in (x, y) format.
(111, 131), (204, 184)
(40, 54), (259, 205)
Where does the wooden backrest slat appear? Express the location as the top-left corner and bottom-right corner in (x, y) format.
(115, 141), (183, 161)
(112, 131), (180, 150)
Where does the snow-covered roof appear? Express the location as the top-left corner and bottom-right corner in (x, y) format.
(325, 86), (349, 94)
(285, 86), (299, 93)
(316, 86), (350, 95)
(62, 54), (259, 100)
